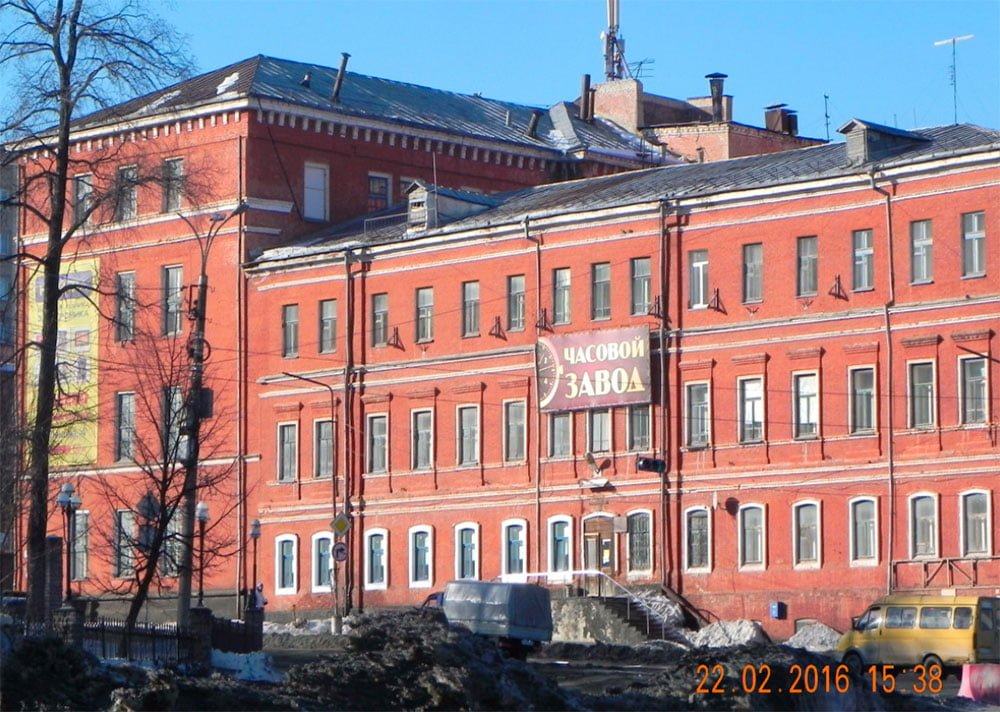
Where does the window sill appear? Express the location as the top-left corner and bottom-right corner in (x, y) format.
(309, 475), (334, 481)
(852, 287), (875, 294)
(848, 429), (876, 437)
(416, 338), (434, 345)
(282, 354), (299, 360)
(793, 434), (818, 441)
(738, 564), (766, 572)
(461, 333), (480, 339)
(591, 316), (611, 322)
(455, 462), (480, 470)
(273, 479), (297, 485)
(741, 299), (763, 306)
(409, 580), (432, 589)
(275, 588), (296, 596)
(849, 559), (879, 568)
(684, 567), (711, 575)
(960, 273), (985, 280)
(793, 562), (821, 571)
(910, 280), (934, 286)
(311, 585), (332, 594)
(738, 439), (763, 446)
(684, 443), (710, 451)
(318, 349), (337, 355)
(364, 582), (388, 591)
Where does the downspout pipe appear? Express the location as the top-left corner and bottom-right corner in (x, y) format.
(343, 249), (356, 611)
(523, 217), (543, 575)
(657, 198), (671, 590)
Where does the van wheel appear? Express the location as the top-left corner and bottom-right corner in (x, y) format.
(842, 652), (863, 676)
(922, 654), (944, 677)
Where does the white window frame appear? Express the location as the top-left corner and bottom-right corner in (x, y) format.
(689, 249), (709, 309)
(552, 268), (571, 324)
(281, 304), (299, 358)
(371, 293), (389, 347)
(313, 418), (334, 479)
(848, 496), (879, 566)
(408, 525), (433, 588)
(115, 391), (135, 461)
(959, 489), (991, 557)
(275, 534), (298, 594)
(454, 521), (480, 580)
(162, 157), (184, 213)
(738, 504), (766, 570)
(910, 219), (933, 284)
(683, 506), (712, 573)
(792, 500), (821, 569)
(587, 408), (611, 454)
(961, 211), (985, 278)
(849, 366), (876, 435)
(461, 281), (480, 337)
(737, 376), (764, 444)
(507, 274), (525, 331)
(503, 399), (526, 463)
(162, 265), (184, 336)
(547, 515), (573, 581)
(319, 298), (337, 353)
(500, 518), (527, 581)
(793, 371), (819, 439)
(71, 510), (89, 581)
(591, 262), (611, 320)
(74, 173), (93, 225)
(852, 229), (874, 291)
(415, 287), (434, 343)
(115, 271), (136, 342)
(411, 409), (433, 471)
(113, 509), (135, 578)
(626, 405), (650, 451)
(456, 404), (480, 467)
(626, 509), (653, 576)
(908, 492), (939, 560)
(742, 243), (762, 303)
(364, 528), (389, 590)
(548, 412), (572, 458)
(276, 421), (298, 482)
(366, 413), (388, 474)
(958, 356), (988, 425)
(630, 257), (651, 315)
(685, 381), (710, 448)
(907, 360), (936, 429)
(796, 236), (818, 296)
(115, 164), (138, 222)
(311, 532), (333, 593)
(303, 162), (329, 221)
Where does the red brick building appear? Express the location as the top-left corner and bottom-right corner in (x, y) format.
(247, 120), (998, 636)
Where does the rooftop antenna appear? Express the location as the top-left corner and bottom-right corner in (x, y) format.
(601, 0), (629, 81)
(823, 94), (830, 141)
(933, 34), (974, 125)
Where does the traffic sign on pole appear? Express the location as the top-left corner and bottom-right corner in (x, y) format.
(333, 541), (348, 562)
(331, 512), (351, 538)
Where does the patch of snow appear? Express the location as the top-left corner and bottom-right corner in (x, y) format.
(784, 622), (842, 653)
(264, 617), (349, 636)
(210, 649), (284, 683)
(632, 590), (684, 627)
(687, 619), (769, 648)
(139, 90), (181, 115)
(216, 72), (239, 95)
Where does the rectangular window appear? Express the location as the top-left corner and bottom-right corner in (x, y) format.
(851, 499), (877, 562)
(686, 509), (709, 570)
(740, 506), (764, 567)
(372, 293), (388, 347)
(850, 367), (875, 434)
(742, 243), (762, 302)
(911, 495), (937, 557)
(115, 392), (135, 460)
(162, 266), (183, 336)
(411, 530), (430, 583)
(794, 503), (819, 565)
(909, 362), (935, 428)
(114, 510), (135, 577)
(412, 410), (432, 470)
(961, 212), (985, 278)
(504, 401), (526, 462)
(367, 533), (386, 586)
(738, 377), (763, 443)
(504, 524), (524, 575)
(461, 281), (479, 336)
(282, 304), (299, 358)
(71, 510), (88, 580)
(627, 406), (650, 451)
(910, 219), (933, 283)
(163, 385), (188, 462)
(277, 423), (297, 481)
(115, 166), (137, 222)
(367, 174), (390, 212)
(552, 268), (570, 324)
(549, 412), (571, 457)
(367, 414), (387, 473)
(852, 229), (874, 290)
(416, 287), (434, 342)
(314, 537), (331, 588)
(159, 514), (181, 578)
(115, 272), (135, 342)
(588, 409), (611, 453)
(507, 275), (525, 331)
(794, 373), (818, 438)
(162, 158), (184, 213)
(686, 383), (709, 448)
(314, 420), (333, 478)
(319, 299), (337, 353)
(551, 521), (570, 572)
(457, 406), (479, 466)
(303, 163), (328, 220)
(688, 249), (709, 308)
(962, 492), (988, 556)
(797, 236), (817, 296)
(627, 512), (651, 572)
(457, 527), (476, 579)
(960, 357), (987, 425)
(278, 538), (296, 590)
(591, 262), (611, 319)
(74, 174), (93, 225)
(630, 257), (651, 315)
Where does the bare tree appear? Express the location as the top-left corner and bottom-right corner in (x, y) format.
(0, 0), (190, 621)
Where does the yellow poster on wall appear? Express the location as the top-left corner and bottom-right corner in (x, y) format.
(25, 256), (100, 466)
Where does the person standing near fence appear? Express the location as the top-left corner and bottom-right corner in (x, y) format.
(253, 583), (267, 611)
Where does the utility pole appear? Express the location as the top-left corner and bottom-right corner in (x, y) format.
(175, 203), (245, 628)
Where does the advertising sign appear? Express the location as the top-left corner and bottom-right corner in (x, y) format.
(25, 257), (100, 466)
(536, 326), (650, 412)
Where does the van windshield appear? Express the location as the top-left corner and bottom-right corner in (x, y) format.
(856, 607), (882, 631)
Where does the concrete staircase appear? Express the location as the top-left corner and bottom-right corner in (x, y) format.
(598, 595), (692, 646)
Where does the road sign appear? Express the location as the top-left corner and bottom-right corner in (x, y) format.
(333, 541), (348, 562)
(331, 512), (351, 538)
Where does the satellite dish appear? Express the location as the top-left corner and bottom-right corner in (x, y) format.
(585, 451), (596, 466)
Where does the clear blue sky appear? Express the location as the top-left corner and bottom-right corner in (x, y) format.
(167, 0), (998, 141)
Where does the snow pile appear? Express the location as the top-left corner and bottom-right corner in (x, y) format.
(784, 622), (842, 653)
(210, 649), (284, 683)
(631, 590), (684, 627)
(263, 617), (346, 636)
(687, 619), (769, 648)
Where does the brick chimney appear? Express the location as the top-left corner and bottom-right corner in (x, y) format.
(592, 79), (644, 132)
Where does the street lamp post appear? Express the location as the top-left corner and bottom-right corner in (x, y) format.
(250, 518), (261, 592)
(55, 483), (80, 602)
(195, 501), (209, 607)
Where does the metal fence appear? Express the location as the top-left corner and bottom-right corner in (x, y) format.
(211, 615), (257, 654)
(82, 617), (192, 663)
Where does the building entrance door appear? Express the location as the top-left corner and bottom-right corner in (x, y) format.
(582, 516), (615, 595)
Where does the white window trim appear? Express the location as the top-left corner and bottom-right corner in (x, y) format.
(410, 408), (434, 471)
(453, 521), (480, 580)
(366, 413), (389, 474)
(364, 527), (389, 591)
(906, 359), (937, 429)
(625, 508), (654, 577)
(689, 250), (709, 309)
(546, 515), (573, 582)
(548, 412), (573, 459)
(684, 380), (711, 449)
(792, 370), (820, 440)
(959, 489), (992, 558)
(275, 533), (298, 595)
(313, 418), (334, 479)
(502, 399), (527, 463)
(736, 375), (764, 444)
(408, 525), (434, 589)
(310, 531), (333, 593)
(847, 365), (877, 435)
(957, 355), (989, 426)
(683, 506), (712, 574)
(303, 162), (329, 221)
(848, 496), (879, 567)
(791, 500), (822, 570)
(738, 504), (767, 571)
(626, 404), (651, 452)
(276, 421), (299, 482)
(500, 518), (528, 582)
(907, 492), (939, 560)
(455, 404), (480, 467)
(587, 408), (612, 454)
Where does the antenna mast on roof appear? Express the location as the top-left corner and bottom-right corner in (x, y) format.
(933, 34), (974, 125)
(602, 0), (629, 81)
